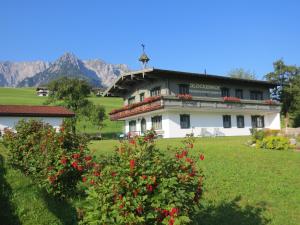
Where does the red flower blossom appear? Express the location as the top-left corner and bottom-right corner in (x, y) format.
(185, 157), (193, 163)
(129, 139), (136, 145)
(199, 154), (205, 161)
(130, 159), (135, 171)
(60, 157), (67, 165)
(77, 165), (84, 171)
(90, 179), (95, 185)
(82, 177), (87, 182)
(71, 161), (78, 169)
(84, 155), (92, 161)
(169, 217), (175, 225)
(182, 150), (188, 157)
(72, 153), (80, 159)
(118, 195), (123, 200)
(170, 207), (179, 217)
(136, 205), (143, 214)
(111, 171), (117, 177)
(142, 175), (147, 180)
(147, 184), (153, 192)
(93, 171), (100, 177)
(163, 209), (169, 217)
(133, 189), (139, 197)
(48, 175), (56, 184)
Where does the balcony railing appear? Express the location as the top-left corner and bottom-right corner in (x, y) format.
(109, 95), (281, 120)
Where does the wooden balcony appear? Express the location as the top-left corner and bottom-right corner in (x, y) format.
(109, 95), (281, 120)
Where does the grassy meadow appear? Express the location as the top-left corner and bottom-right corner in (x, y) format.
(0, 87), (124, 136)
(1, 88), (300, 224)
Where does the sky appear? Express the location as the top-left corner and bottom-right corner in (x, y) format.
(1, 0), (299, 79)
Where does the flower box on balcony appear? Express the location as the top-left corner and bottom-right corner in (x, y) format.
(176, 94), (193, 100)
(223, 96), (241, 103)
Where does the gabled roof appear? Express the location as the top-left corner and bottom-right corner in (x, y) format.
(0, 105), (75, 117)
(104, 68), (278, 97)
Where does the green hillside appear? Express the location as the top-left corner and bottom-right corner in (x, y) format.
(0, 88), (124, 136)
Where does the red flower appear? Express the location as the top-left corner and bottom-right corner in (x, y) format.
(182, 150), (188, 157)
(133, 189), (139, 197)
(82, 177), (87, 182)
(118, 195), (123, 200)
(60, 157), (67, 165)
(169, 217), (175, 225)
(130, 159), (135, 171)
(72, 153), (80, 159)
(185, 157), (193, 163)
(170, 207), (179, 216)
(147, 184), (153, 192)
(90, 179), (95, 185)
(77, 165), (84, 171)
(84, 155), (92, 161)
(136, 205), (143, 214)
(129, 139), (136, 145)
(199, 154), (205, 161)
(163, 209), (169, 217)
(71, 161), (78, 169)
(111, 171), (117, 177)
(93, 171), (100, 177)
(142, 175), (147, 180)
(48, 175), (56, 184)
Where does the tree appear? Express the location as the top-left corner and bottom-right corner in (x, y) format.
(265, 60), (300, 127)
(46, 77), (106, 132)
(228, 68), (256, 80)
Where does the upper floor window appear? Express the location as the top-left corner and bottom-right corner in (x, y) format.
(250, 91), (263, 100)
(128, 96), (136, 105)
(223, 115), (231, 128)
(129, 120), (136, 132)
(140, 93), (145, 102)
(221, 88), (230, 97)
(179, 84), (190, 95)
(151, 116), (162, 130)
(251, 115), (264, 128)
(150, 87), (161, 97)
(236, 115), (245, 128)
(235, 89), (243, 99)
(180, 114), (190, 129)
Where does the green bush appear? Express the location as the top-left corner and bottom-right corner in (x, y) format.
(250, 128), (281, 143)
(256, 136), (290, 151)
(79, 131), (204, 225)
(3, 120), (93, 198)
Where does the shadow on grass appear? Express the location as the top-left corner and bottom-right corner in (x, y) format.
(193, 196), (270, 225)
(42, 191), (78, 225)
(0, 155), (21, 225)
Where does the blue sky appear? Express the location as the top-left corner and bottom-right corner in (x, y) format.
(1, 0), (299, 79)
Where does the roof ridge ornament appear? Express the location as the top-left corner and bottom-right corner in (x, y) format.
(139, 43), (150, 69)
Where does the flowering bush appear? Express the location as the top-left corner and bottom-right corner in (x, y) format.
(223, 96), (241, 102)
(80, 131), (204, 224)
(177, 94), (193, 100)
(3, 120), (93, 198)
(256, 136), (290, 151)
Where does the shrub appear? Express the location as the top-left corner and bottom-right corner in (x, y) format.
(256, 136), (290, 151)
(250, 128), (281, 144)
(80, 131), (204, 225)
(3, 120), (93, 198)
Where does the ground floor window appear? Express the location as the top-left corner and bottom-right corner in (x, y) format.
(151, 116), (162, 130)
(251, 115), (264, 128)
(236, 115), (245, 128)
(141, 118), (146, 133)
(223, 115), (231, 128)
(129, 120), (136, 132)
(180, 114), (190, 129)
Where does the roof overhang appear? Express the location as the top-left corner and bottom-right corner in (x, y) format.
(103, 68), (278, 97)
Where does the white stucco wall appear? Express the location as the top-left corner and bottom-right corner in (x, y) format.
(0, 116), (64, 134)
(123, 111), (281, 138)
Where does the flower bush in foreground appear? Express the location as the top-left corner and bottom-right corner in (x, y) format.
(80, 131), (204, 224)
(3, 120), (93, 198)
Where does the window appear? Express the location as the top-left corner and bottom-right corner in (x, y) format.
(250, 91), (263, 100)
(223, 115), (231, 128)
(151, 116), (162, 130)
(251, 116), (264, 128)
(150, 87), (161, 97)
(140, 93), (145, 102)
(129, 120), (136, 132)
(179, 84), (189, 95)
(180, 114), (190, 129)
(128, 96), (135, 105)
(221, 88), (230, 97)
(236, 115), (245, 128)
(235, 89), (243, 99)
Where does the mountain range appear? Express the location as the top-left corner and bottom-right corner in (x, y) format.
(0, 52), (129, 87)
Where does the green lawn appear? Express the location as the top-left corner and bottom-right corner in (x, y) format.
(0, 87), (124, 136)
(1, 137), (300, 224)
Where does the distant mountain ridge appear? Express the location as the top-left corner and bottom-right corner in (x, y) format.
(0, 52), (129, 87)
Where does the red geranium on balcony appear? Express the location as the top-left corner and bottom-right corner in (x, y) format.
(264, 99), (277, 105)
(177, 94), (193, 100)
(223, 96), (241, 102)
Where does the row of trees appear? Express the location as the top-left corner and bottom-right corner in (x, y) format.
(45, 77), (105, 133)
(228, 60), (300, 128)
